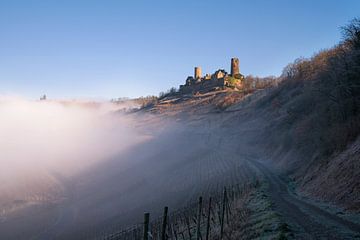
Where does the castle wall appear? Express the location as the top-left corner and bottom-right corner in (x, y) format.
(179, 78), (225, 93)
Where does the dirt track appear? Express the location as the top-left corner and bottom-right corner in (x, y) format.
(249, 159), (360, 239)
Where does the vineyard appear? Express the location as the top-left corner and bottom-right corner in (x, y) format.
(1, 107), (271, 240)
(91, 180), (259, 240)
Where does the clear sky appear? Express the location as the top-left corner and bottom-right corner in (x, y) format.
(0, 0), (359, 99)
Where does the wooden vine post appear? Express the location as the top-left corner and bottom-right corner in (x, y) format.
(161, 206), (168, 240)
(196, 196), (203, 240)
(143, 212), (150, 240)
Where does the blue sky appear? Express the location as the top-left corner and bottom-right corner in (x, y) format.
(0, 0), (359, 99)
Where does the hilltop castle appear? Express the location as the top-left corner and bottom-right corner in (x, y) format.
(179, 58), (244, 93)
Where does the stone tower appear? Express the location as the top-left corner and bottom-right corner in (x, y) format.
(194, 67), (202, 79)
(231, 58), (240, 76)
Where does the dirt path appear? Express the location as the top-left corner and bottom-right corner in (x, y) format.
(249, 159), (360, 239)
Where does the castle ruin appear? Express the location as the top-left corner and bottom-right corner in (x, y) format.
(179, 57), (244, 94)
(194, 67), (202, 79)
(231, 58), (240, 76)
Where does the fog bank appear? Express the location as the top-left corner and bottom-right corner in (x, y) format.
(0, 96), (149, 204)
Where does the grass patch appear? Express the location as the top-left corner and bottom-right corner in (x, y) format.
(242, 181), (294, 239)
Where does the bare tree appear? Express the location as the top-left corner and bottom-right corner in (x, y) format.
(341, 18), (360, 49)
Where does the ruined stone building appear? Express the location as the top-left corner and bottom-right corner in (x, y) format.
(179, 58), (244, 93)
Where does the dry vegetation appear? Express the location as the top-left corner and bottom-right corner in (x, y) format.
(255, 18), (360, 212)
(94, 19), (360, 239)
(214, 92), (252, 110)
(99, 180), (290, 240)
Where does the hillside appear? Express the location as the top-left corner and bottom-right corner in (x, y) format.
(98, 70), (359, 239)
(252, 19), (360, 212)
(111, 19), (360, 239)
(1, 19), (359, 240)
(156, 19), (360, 213)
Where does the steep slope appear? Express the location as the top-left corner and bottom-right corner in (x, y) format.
(251, 37), (360, 212)
(299, 136), (360, 212)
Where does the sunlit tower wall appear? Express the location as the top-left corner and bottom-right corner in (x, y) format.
(231, 58), (240, 76)
(194, 67), (202, 79)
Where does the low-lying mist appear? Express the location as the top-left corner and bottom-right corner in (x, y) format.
(0, 94), (258, 239)
(0, 96), (150, 204)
